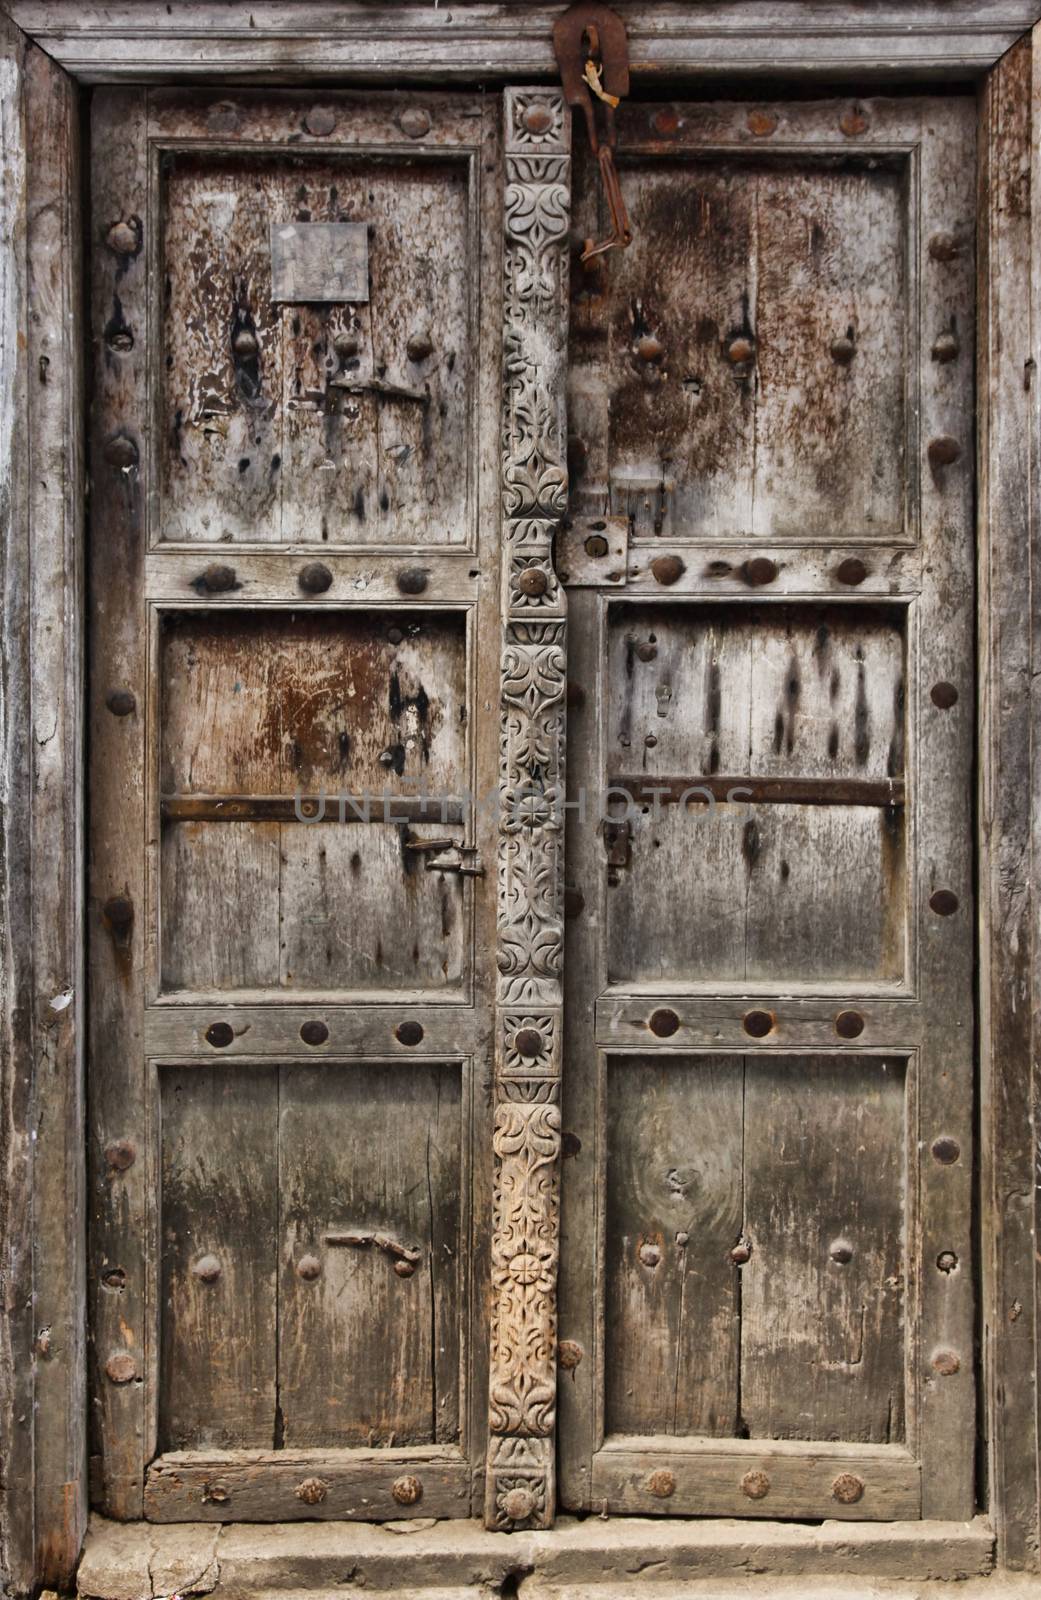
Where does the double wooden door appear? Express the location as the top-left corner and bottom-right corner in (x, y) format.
(88, 85), (976, 1529)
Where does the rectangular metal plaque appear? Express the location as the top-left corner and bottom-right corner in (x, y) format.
(270, 221), (369, 303)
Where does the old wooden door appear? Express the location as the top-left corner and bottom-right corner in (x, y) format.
(558, 95), (976, 1521)
(88, 89), (503, 1521)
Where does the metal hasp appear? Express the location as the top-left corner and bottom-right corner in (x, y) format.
(553, 3), (632, 260)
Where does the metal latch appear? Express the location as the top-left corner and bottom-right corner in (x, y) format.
(602, 817), (632, 869)
(554, 3), (633, 262)
(406, 837), (485, 877)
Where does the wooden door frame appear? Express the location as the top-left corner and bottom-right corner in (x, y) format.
(2, 3), (1040, 1591)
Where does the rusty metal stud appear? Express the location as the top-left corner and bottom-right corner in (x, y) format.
(742, 557), (778, 587)
(295, 1477), (328, 1505)
(839, 103), (869, 137)
(296, 1254), (322, 1280)
(105, 689), (136, 717)
(929, 888), (959, 916)
(394, 1259), (415, 1278)
(931, 1348), (961, 1377)
(832, 1472), (865, 1504)
(298, 562), (333, 594)
(517, 565), (549, 597)
(931, 681), (959, 709)
(192, 1254), (222, 1284)
(835, 1009), (865, 1039)
(196, 563), (238, 594)
(205, 1021), (234, 1049)
(334, 332), (360, 359)
(406, 331), (434, 362)
(743, 1008), (774, 1038)
(729, 1240), (752, 1265)
(231, 327), (259, 358)
(523, 102), (555, 135)
(558, 1339), (583, 1371)
(102, 895), (134, 933)
(106, 327), (134, 354)
(397, 567), (428, 595)
(304, 105), (338, 136)
(300, 1020), (329, 1047)
(928, 231), (960, 262)
(931, 1135), (961, 1165)
(399, 107), (432, 139)
(937, 1250), (959, 1274)
(652, 107), (679, 136)
(387, 626), (404, 645)
(392, 1474), (423, 1506)
(202, 1482), (230, 1505)
(829, 1239), (854, 1265)
(747, 110), (778, 137)
(105, 1352), (137, 1385)
(726, 335), (755, 365)
(106, 220), (139, 256)
(635, 334), (665, 363)
(651, 554), (684, 587)
(638, 1242), (661, 1268)
(648, 1007), (680, 1037)
(396, 1020), (424, 1047)
(636, 641), (657, 662)
(502, 1486), (537, 1522)
(647, 1468), (676, 1498)
(103, 435), (138, 469)
(928, 436), (961, 469)
(101, 1266), (127, 1291)
(836, 557), (868, 586)
(514, 1027), (544, 1058)
(931, 331), (960, 363)
(105, 1139), (135, 1172)
(830, 335), (856, 366)
(584, 534), (609, 558)
(644, 734), (657, 749)
(741, 1469), (770, 1500)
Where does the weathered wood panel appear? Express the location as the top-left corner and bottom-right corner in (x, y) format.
(159, 1065), (279, 1450)
(278, 1061), (463, 1448)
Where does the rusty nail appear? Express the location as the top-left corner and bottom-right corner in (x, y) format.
(836, 557), (868, 586)
(394, 1259), (415, 1278)
(830, 336), (856, 366)
(647, 1468), (675, 1497)
(931, 1348), (961, 1377)
(205, 1021), (235, 1049)
(298, 561), (333, 594)
(518, 565), (549, 597)
(928, 436), (961, 469)
(636, 641), (657, 662)
(192, 1254), (222, 1284)
(387, 626), (404, 645)
(564, 886), (585, 919)
(392, 1474), (423, 1505)
(106, 220), (138, 256)
(743, 1008), (774, 1038)
(928, 231), (960, 262)
(635, 334), (665, 363)
(839, 104), (869, 137)
(106, 328), (134, 353)
(396, 1020), (424, 1047)
(399, 107), (431, 139)
(832, 1472), (865, 1504)
(102, 895), (134, 932)
(105, 689), (136, 717)
(931, 331), (960, 363)
(406, 331), (434, 362)
(652, 107), (679, 136)
(829, 1239), (854, 1264)
(726, 335), (755, 365)
(104, 1139), (135, 1172)
(937, 1250), (959, 1274)
(102, 1266), (127, 1290)
(929, 888), (959, 916)
(203, 1482), (230, 1505)
(502, 1486), (537, 1521)
(742, 557), (778, 587)
(648, 1007), (680, 1037)
(105, 1352), (137, 1385)
(729, 1240), (752, 1265)
(651, 554), (684, 587)
(558, 1339), (583, 1370)
(931, 1135), (961, 1165)
(585, 534), (609, 558)
(835, 1009), (865, 1039)
(304, 105), (338, 136)
(514, 1027), (544, 1058)
(103, 435), (138, 469)
(300, 1020), (329, 1047)
(295, 1476), (328, 1504)
(523, 102), (555, 135)
(741, 1469), (770, 1500)
(747, 110), (778, 137)
(196, 563), (238, 594)
(397, 567), (428, 595)
(296, 1254), (322, 1280)
(638, 1242), (661, 1268)
(930, 681), (959, 709)
(231, 327), (259, 358)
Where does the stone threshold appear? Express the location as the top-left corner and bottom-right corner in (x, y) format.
(75, 1512), (1008, 1598)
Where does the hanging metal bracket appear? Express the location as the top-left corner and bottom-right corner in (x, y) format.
(553, 2), (633, 262)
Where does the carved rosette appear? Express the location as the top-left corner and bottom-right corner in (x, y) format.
(487, 88), (570, 1532)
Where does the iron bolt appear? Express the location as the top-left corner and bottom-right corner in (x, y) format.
(584, 534), (609, 558)
(937, 1250), (959, 1274)
(304, 106), (338, 137)
(726, 336), (755, 365)
(832, 1472), (865, 1503)
(399, 107), (432, 139)
(397, 567), (428, 595)
(514, 1027), (544, 1058)
(203, 1482), (230, 1504)
(517, 565), (549, 597)
(298, 562), (333, 594)
(394, 1259), (415, 1278)
(102, 895), (134, 932)
(406, 331), (434, 362)
(743, 1008), (774, 1038)
(647, 1469), (675, 1498)
(106, 221), (138, 256)
(205, 1021), (234, 1049)
(192, 1254), (222, 1284)
(829, 1239), (854, 1264)
(729, 1241), (752, 1265)
(931, 1348), (961, 1377)
(747, 110), (778, 138)
(102, 1266), (127, 1290)
(931, 331), (960, 363)
(648, 1008), (680, 1037)
(928, 232), (960, 262)
(196, 563), (238, 594)
(392, 1474), (423, 1505)
(638, 1242), (661, 1268)
(300, 1020), (329, 1047)
(839, 104), (869, 137)
(635, 334), (665, 363)
(296, 1476), (328, 1504)
(334, 332), (360, 358)
(105, 1352), (137, 1385)
(650, 554), (684, 587)
(931, 1135), (961, 1165)
(835, 1009), (865, 1039)
(742, 557), (778, 587)
(105, 689), (136, 717)
(103, 435), (138, 469)
(296, 1254), (322, 1280)
(396, 1020), (424, 1047)
(232, 327), (259, 358)
(106, 328), (134, 353)
(831, 337), (856, 366)
(836, 558), (868, 587)
(931, 681), (958, 709)
(387, 627), (404, 645)
(929, 888), (959, 916)
(636, 641), (657, 662)
(558, 1339), (583, 1370)
(928, 436), (961, 469)
(104, 1139), (135, 1172)
(742, 1469), (770, 1499)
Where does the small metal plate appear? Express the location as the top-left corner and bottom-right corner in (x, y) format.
(270, 221), (369, 303)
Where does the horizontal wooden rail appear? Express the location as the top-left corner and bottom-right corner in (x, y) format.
(160, 794), (466, 826)
(607, 775), (906, 808)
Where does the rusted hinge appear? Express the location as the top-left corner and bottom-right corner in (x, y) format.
(553, 3), (633, 261)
